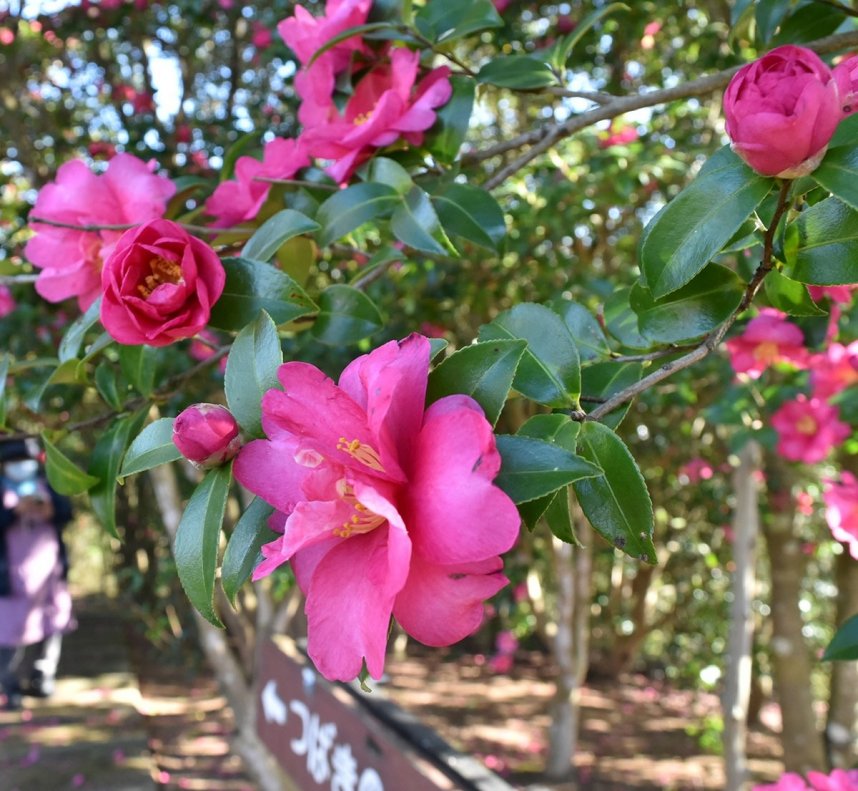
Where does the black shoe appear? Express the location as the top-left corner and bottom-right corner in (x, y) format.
(22, 675), (54, 698)
(2, 690), (22, 711)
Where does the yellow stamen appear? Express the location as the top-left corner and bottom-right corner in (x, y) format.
(753, 341), (779, 365)
(352, 111), (371, 125)
(796, 415), (817, 435)
(336, 437), (385, 472)
(137, 256), (183, 298)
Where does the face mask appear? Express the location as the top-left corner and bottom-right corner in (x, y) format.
(3, 460), (39, 483)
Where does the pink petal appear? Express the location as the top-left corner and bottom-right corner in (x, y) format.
(233, 438), (309, 514)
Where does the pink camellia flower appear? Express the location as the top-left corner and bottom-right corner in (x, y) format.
(0, 285), (15, 318)
(724, 45), (842, 177)
(301, 47), (452, 183)
(753, 774), (811, 791)
(770, 395), (850, 464)
(679, 458), (714, 483)
(205, 137), (309, 228)
(807, 769), (858, 791)
(599, 124), (639, 149)
(824, 473), (858, 560)
(100, 218), (225, 347)
(810, 341), (858, 400)
(234, 334), (520, 681)
(26, 154), (175, 310)
(278, 0), (370, 72)
(173, 404), (242, 468)
(808, 284), (857, 304)
(725, 309), (808, 379)
(834, 55), (858, 115)
(251, 23), (273, 50)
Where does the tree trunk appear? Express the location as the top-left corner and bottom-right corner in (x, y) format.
(761, 486), (827, 774)
(826, 548), (858, 768)
(722, 441), (760, 791)
(148, 464), (293, 791)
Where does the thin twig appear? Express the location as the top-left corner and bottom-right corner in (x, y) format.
(609, 345), (696, 363)
(28, 216), (245, 237)
(0, 274), (38, 284)
(253, 176), (337, 191)
(581, 181), (793, 422)
(812, 0), (858, 18)
(472, 29), (858, 183)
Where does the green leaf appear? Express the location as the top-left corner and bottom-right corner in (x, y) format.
(58, 297), (102, 363)
(316, 182), (400, 246)
(581, 361), (643, 429)
(42, 435), (100, 496)
(94, 362), (123, 410)
(426, 339), (527, 426)
(312, 285), (384, 345)
(242, 209), (319, 263)
(495, 434), (602, 504)
(476, 56), (556, 90)
(785, 197), (858, 285)
(812, 146), (858, 212)
(118, 344), (157, 397)
(549, 298), (611, 360)
(414, 0), (503, 43)
(549, 2), (629, 68)
(630, 263), (744, 344)
(174, 463), (233, 628)
(572, 421), (656, 563)
(433, 183), (506, 251)
(764, 269), (827, 316)
(364, 157), (414, 194)
(391, 186), (455, 255)
(831, 114), (858, 148)
(771, 3), (845, 46)
(225, 311), (283, 438)
(0, 354), (10, 428)
(427, 76), (475, 163)
(221, 497), (277, 607)
(220, 132), (260, 181)
(823, 613), (858, 661)
(755, 0), (791, 43)
(479, 303), (581, 408)
(544, 487), (579, 545)
(306, 22), (405, 66)
(640, 149), (772, 298)
(87, 410), (148, 539)
(119, 418), (183, 478)
(604, 287), (649, 350)
(209, 257), (318, 331)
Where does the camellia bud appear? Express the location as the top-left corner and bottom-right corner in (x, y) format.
(173, 403), (242, 468)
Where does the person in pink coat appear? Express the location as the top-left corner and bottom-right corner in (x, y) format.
(0, 440), (74, 711)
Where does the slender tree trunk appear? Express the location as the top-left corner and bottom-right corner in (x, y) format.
(722, 441), (760, 791)
(761, 465), (827, 774)
(826, 549), (858, 767)
(148, 464), (292, 791)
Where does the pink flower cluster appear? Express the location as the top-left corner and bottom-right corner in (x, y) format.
(726, 309), (807, 380)
(234, 334), (519, 681)
(824, 472), (858, 560)
(754, 768), (858, 791)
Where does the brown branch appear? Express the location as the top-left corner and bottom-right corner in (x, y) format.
(27, 216), (245, 237)
(473, 29), (858, 185)
(812, 0), (858, 18)
(581, 180), (793, 422)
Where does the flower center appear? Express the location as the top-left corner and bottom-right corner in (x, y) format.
(352, 111), (371, 125)
(753, 341), (779, 364)
(796, 415), (817, 435)
(138, 255), (183, 298)
(333, 481), (385, 539)
(336, 437), (385, 473)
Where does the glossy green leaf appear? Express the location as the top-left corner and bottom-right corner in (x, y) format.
(58, 297), (102, 363)
(87, 409), (147, 539)
(495, 434), (602, 504)
(118, 344), (157, 397)
(549, 298), (611, 360)
(242, 209), (319, 263)
(426, 339), (527, 426)
(0, 354), (9, 428)
(94, 362), (123, 410)
(221, 497), (276, 607)
(549, 2), (629, 68)
(630, 263), (744, 343)
(225, 311), (283, 438)
(42, 435), (100, 496)
(433, 183), (506, 251)
(312, 285), (384, 345)
(764, 269), (827, 316)
(640, 150), (772, 298)
(119, 418), (183, 478)
(479, 303), (582, 408)
(755, 0), (790, 43)
(316, 182), (400, 246)
(391, 187), (455, 255)
(771, 3), (844, 45)
(581, 361), (643, 429)
(427, 76), (475, 163)
(572, 421), (656, 563)
(544, 486), (579, 545)
(209, 257), (318, 331)
(812, 146), (858, 212)
(174, 463), (233, 628)
(364, 157), (414, 194)
(306, 22), (404, 66)
(823, 613), (858, 661)
(476, 56), (556, 89)
(785, 197), (858, 285)
(604, 287), (649, 350)
(831, 114), (858, 148)
(414, 0), (503, 43)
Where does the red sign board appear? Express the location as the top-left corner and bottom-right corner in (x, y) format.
(257, 638), (468, 790)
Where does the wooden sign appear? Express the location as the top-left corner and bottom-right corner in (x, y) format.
(256, 638), (515, 791)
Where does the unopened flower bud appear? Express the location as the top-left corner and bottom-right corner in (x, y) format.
(173, 403), (242, 468)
